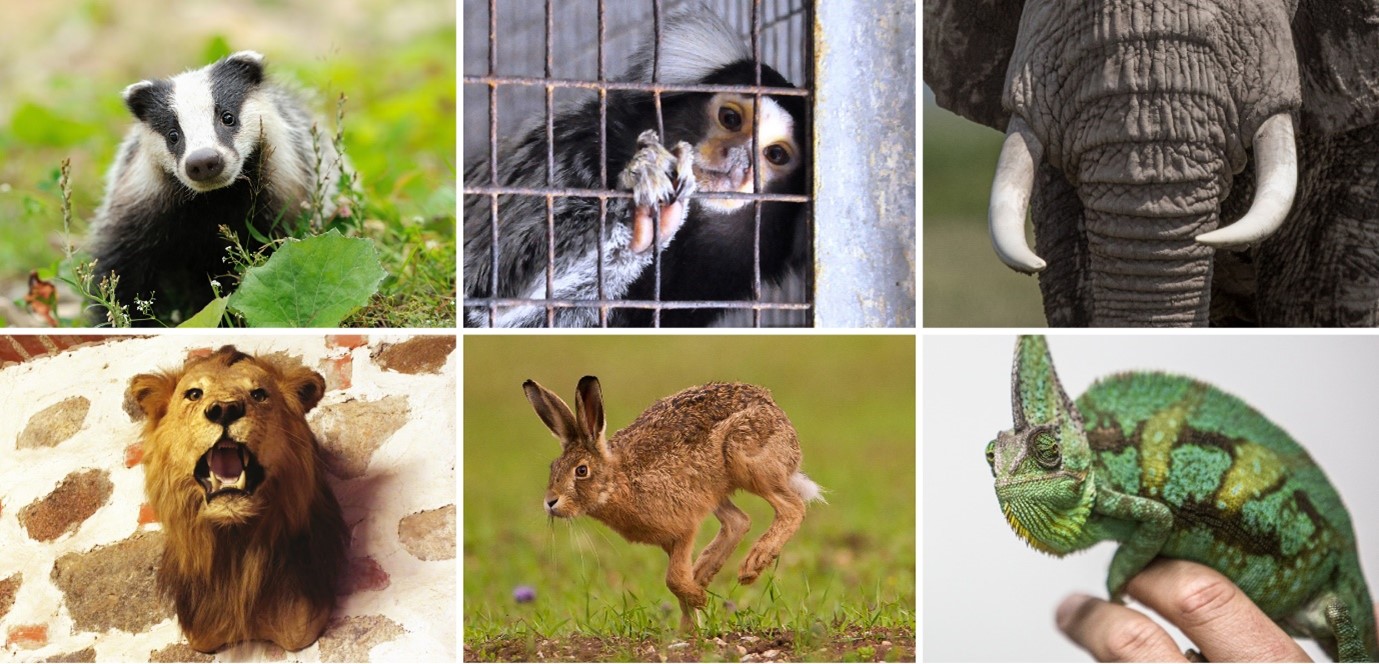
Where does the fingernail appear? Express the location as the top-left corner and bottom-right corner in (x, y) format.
(1055, 593), (1094, 632)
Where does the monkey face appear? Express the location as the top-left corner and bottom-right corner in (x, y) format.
(693, 93), (801, 213)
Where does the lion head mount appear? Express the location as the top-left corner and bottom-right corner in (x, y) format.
(129, 345), (347, 653)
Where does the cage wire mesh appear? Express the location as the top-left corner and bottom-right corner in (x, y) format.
(462, 0), (814, 327)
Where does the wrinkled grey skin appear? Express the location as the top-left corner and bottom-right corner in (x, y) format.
(925, 0), (1379, 326)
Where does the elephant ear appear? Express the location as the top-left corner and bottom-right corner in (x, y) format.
(1293, 1), (1379, 134)
(923, 0), (1027, 131)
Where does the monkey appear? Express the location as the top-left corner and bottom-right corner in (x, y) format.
(462, 9), (808, 327)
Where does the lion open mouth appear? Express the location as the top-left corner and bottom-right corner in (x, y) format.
(193, 438), (264, 501)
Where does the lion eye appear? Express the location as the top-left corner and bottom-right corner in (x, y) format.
(1033, 431), (1062, 468)
(185, 388), (203, 402)
(250, 388), (268, 403)
(575, 465), (589, 478)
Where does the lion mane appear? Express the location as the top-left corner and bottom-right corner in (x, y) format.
(128, 345), (348, 653)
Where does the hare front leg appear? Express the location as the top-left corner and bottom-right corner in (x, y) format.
(739, 486), (805, 584)
(693, 498), (752, 587)
(663, 531), (706, 632)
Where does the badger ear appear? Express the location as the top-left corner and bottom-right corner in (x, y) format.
(126, 372), (178, 422)
(218, 50), (266, 86)
(122, 80), (164, 122)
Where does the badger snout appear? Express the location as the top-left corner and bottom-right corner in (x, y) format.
(185, 148), (226, 184)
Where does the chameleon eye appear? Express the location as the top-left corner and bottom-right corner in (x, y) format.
(985, 441), (997, 476)
(1032, 431), (1061, 468)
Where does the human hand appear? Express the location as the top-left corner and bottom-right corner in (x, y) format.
(1055, 559), (1346, 662)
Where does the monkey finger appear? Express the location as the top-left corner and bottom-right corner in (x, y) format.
(630, 207), (655, 253)
(1056, 592), (1189, 662)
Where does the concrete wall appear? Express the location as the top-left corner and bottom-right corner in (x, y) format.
(0, 334), (456, 662)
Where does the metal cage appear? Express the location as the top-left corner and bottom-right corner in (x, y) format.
(461, 0), (916, 328)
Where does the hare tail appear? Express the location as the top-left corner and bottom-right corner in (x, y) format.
(790, 471), (827, 504)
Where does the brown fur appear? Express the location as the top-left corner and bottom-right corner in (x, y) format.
(524, 377), (822, 632)
(129, 346), (348, 653)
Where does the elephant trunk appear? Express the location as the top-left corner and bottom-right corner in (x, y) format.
(1077, 140), (1225, 326)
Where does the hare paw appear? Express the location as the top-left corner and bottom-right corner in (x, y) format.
(738, 549), (778, 585)
(619, 130), (696, 253)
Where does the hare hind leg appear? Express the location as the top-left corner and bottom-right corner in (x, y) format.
(693, 497), (752, 587)
(738, 484), (805, 584)
(663, 529), (706, 632)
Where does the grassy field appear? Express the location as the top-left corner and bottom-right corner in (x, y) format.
(463, 336), (916, 662)
(0, 0), (454, 326)
(923, 104), (1044, 327)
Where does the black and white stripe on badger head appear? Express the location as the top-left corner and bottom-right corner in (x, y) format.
(123, 51), (279, 193)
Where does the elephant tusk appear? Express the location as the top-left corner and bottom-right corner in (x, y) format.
(989, 116), (1047, 273)
(1195, 113), (1297, 248)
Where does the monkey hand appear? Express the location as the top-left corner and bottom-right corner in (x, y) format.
(619, 129), (696, 253)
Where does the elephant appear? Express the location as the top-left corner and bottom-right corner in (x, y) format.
(924, 0), (1379, 326)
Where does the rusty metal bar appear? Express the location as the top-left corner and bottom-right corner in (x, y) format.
(460, 75), (809, 96)
(464, 185), (809, 202)
(468, 298), (812, 311)
(485, 0), (499, 328)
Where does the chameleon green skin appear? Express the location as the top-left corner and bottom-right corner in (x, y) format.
(988, 336), (1378, 662)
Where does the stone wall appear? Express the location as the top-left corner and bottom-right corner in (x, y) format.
(0, 334), (457, 662)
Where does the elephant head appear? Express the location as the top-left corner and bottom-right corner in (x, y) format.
(925, 0), (1379, 326)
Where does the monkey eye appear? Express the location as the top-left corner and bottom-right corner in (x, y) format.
(220, 111), (236, 126)
(718, 105), (743, 131)
(185, 388), (203, 402)
(764, 143), (792, 166)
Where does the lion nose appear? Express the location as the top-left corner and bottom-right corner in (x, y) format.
(205, 400), (246, 426)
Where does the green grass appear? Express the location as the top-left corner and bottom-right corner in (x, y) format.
(0, 1), (454, 327)
(463, 336), (916, 661)
(923, 105), (1045, 327)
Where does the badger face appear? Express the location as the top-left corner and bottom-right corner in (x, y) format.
(123, 51), (271, 193)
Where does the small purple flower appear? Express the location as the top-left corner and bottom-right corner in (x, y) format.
(513, 585), (536, 603)
(723, 600), (737, 614)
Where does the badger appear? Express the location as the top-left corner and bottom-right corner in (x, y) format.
(88, 50), (345, 323)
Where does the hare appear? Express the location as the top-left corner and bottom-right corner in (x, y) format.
(524, 376), (824, 632)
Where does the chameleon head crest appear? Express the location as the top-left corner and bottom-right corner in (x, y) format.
(986, 335), (1095, 555)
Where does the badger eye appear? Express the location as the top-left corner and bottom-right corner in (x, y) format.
(764, 144), (791, 166)
(185, 388), (203, 402)
(167, 129), (180, 143)
(220, 111), (235, 126)
(718, 105), (743, 131)
(575, 464), (589, 478)
(250, 388), (268, 403)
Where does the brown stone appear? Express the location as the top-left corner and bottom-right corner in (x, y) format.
(328, 335), (368, 349)
(51, 531), (169, 633)
(19, 469), (113, 541)
(371, 336), (455, 374)
(17, 396), (90, 449)
(311, 396), (410, 479)
(346, 556), (391, 594)
(318, 615), (405, 662)
(149, 644), (213, 663)
(398, 505), (456, 561)
(42, 646), (96, 662)
(0, 573), (20, 620)
(6, 624), (47, 649)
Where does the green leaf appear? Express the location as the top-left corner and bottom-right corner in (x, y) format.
(178, 296), (228, 328)
(11, 102), (97, 147)
(228, 230), (385, 327)
(200, 35), (233, 63)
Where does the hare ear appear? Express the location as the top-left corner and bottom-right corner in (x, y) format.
(524, 379), (580, 448)
(574, 376), (609, 457)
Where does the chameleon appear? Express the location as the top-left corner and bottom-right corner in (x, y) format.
(986, 335), (1378, 662)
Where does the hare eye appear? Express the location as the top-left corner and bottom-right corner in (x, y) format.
(575, 465), (589, 478)
(185, 388), (203, 402)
